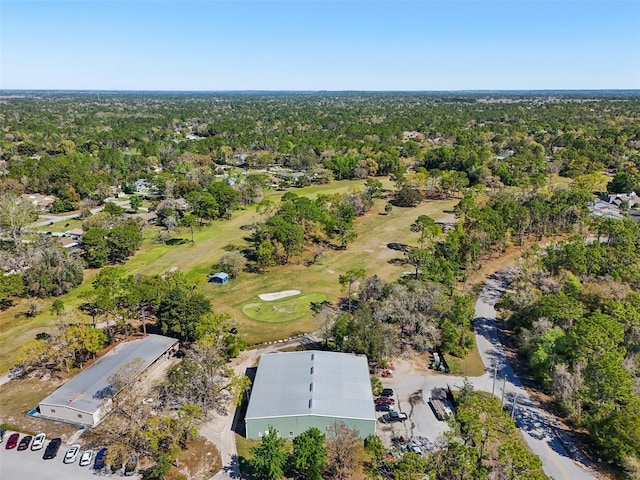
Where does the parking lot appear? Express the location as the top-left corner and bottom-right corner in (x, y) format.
(0, 432), (138, 479)
(374, 356), (456, 451)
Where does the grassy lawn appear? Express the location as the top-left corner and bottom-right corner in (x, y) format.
(235, 434), (259, 461)
(444, 337), (487, 377)
(0, 179), (459, 372)
(0, 377), (79, 439)
(34, 218), (84, 233)
(240, 293), (327, 323)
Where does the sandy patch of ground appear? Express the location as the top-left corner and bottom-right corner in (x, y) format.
(258, 290), (301, 301)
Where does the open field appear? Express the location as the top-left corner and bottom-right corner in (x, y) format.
(0, 377), (78, 440)
(0, 179), (458, 371)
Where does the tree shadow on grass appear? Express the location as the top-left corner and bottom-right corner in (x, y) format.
(165, 238), (188, 246)
(387, 242), (410, 252)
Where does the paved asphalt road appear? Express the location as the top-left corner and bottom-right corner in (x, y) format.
(473, 270), (597, 480)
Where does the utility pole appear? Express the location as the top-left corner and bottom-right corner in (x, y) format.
(501, 376), (507, 407)
(491, 363), (498, 397)
(511, 394), (517, 419)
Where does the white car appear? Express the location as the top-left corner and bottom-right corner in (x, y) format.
(64, 444), (80, 463)
(79, 450), (93, 467)
(31, 433), (46, 451)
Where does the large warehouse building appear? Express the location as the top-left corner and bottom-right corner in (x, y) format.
(38, 334), (178, 427)
(245, 350), (376, 439)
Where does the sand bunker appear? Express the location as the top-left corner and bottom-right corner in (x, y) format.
(258, 290), (301, 301)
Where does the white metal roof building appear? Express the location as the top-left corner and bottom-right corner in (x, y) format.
(38, 334), (178, 427)
(245, 350), (376, 439)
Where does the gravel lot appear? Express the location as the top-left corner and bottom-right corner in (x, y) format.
(0, 432), (138, 479)
(375, 355), (456, 450)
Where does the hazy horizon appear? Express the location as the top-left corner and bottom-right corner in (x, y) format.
(2, 1), (639, 91)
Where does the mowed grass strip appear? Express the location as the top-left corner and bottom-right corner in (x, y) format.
(241, 293), (327, 323)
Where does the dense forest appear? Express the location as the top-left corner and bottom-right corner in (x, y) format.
(1, 92), (639, 479)
(1, 92), (639, 208)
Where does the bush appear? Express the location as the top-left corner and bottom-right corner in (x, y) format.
(394, 186), (422, 207)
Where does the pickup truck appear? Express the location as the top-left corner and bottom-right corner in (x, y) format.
(381, 411), (408, 423)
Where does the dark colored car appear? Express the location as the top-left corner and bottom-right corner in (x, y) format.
(229, 327), (238, 335)
(17, 435), (32, 451)
(380, 388), (394, 397)
(5, 433), (19, 449)
(0, 429), (6, 443)
(375, 396), (395, 405)
(43, 438), (62, 459)
(375, 403), (393, 411)
(94, 447), (108, 470)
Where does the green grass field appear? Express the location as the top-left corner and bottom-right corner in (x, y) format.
(241, 293), (327, 323)
(0, 179), (460, 371)
(35, 218), (84, 233)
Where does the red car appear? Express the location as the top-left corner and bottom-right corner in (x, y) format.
(5, 433), (19, 449)
(375, 396), (395, 405)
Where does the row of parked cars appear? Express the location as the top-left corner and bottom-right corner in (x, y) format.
(375, 388), (396, 411)
(374, 388), (409, 423)
(1, 429), (137, 475)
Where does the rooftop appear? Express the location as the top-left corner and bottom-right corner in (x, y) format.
(39, 334), (177, 414)
(245, 350), (375, 422)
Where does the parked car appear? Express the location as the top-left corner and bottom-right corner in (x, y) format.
(94, 447), (107, 470)
(31, 433), (46, 450)
(0, 428), (6, 443)
(379, 388), (394, 397)
(406, 441), (423, 455)
(124, 456), (138, 476)
(381, 411), (408, 423)
(375, 396), (395, 405)
(5, 433), (19, 449)
(43, 438), (62, 459)
(79, 450), (93, 467)
(9, 366), (25, 379)
(64, 444), (81, 463)
(375, 403), (394, 412)
(17, 435), (32, 451)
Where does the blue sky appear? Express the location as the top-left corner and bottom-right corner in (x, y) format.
(1, 1), (639, 90)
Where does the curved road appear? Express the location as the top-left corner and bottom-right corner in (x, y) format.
(474, 270), (597, 480)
